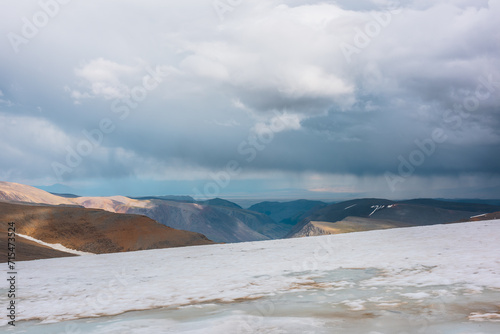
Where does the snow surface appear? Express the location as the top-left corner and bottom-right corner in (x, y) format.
(17, 233), (94, 256)
(2, 220), (500, 333)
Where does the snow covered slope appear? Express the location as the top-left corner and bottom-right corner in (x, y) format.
(1, 220), (499, 333)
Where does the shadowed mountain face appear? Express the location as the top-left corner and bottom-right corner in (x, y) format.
(0, 201), (214, 261)
(248, 200), (327, 226)
(203, 204), (288, 239)
(287, 199), (500, 238)
(199, 198), (243, 210)
(126, 200), (292, 243)
(126, 201), (269, 243)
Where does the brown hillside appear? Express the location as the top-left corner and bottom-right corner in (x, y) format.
(0, 201), (214, 262)
(0, 222), (77, 262)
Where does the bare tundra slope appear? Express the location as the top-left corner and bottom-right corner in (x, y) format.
(2, 220), (499, 333)
(0, 221), (77, 261)
(0, 201), (213, 261)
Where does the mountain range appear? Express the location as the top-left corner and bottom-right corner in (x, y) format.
(1, 181), (499, 262)
(0, 182), (295, 244)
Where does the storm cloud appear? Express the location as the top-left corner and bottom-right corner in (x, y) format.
(0, 0), (499, 198)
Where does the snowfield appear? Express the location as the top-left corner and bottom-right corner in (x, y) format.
(1, 220), (500, 333)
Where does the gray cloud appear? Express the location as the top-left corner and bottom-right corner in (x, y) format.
(0, 0), (498, 197)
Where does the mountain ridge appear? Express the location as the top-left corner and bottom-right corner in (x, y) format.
(287, 198), (500, 238)
(0, 182), (290, 243)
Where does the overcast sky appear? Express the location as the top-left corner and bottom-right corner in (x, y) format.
(0, 0), (499, 199)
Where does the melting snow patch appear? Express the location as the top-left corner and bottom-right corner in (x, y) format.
(399, 292), (431, 299)
(342, 299), (366, 311)
(469, 312), (500, 322)
(17, 233), (94, 256)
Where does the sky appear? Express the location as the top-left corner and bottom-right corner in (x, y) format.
(0, 0), (499, 200)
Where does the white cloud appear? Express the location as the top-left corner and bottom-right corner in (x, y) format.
(253, 112), (304, 136)
(69, 58), (142, 101)
(75, 58), (137, 83)
(232, 98), (248, 110)
(181, 54), (230, 81)
(278, 65), (353, 98)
